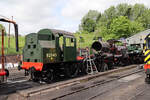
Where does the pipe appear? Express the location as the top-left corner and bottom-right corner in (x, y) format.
(14, 24), (19, 52)
(91, 41), (110, 52)
(1, 29), (4, 71)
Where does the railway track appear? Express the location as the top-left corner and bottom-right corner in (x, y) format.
(49, 68), (143, 100)
(0, 64), (143, 100)
(5, 64), (140, 100)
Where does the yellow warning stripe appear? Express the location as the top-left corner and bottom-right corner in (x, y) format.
(145, 50), (150, 56)
(147, 61), (150, 64)
(145, 54), (150, 62)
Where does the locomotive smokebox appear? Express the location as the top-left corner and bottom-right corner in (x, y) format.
(91, 41), (110, 52)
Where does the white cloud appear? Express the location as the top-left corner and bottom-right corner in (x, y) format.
(0, 0), (61, 35)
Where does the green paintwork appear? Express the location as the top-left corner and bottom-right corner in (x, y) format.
(23, 33), (42, 63)
(127, 45), (142, 53)
(23, 28), (77, 65)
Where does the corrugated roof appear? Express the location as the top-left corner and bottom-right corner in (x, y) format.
(127, 29), (150, 39)
(126, 29), (150, 45)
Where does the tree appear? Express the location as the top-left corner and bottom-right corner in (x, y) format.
(131, 4), (146, 20)
(79, 10), (100, 33)
(116, 4), (132, 17)
(104, 6), (117, 19)
(136, 9), (150, 29)
(82, 18), (96, 33)
(130, 20), (144, 34)
(109, 16), (144, 39)
(78, 3), (149, 40)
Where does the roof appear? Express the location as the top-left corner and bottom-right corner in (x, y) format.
(50, 29), (74, 37)
(126, 29), (150, 44)
(38, 28), (74, 37)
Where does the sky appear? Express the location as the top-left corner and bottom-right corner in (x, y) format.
(0, 0), (150, 35)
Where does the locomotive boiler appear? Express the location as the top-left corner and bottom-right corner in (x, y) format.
(91, 41), (114, 71)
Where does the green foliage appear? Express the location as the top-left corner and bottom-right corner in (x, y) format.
(81, 18), (96, 33)
(79, 10), (100, 33)
(110, 16), (132, 38)
(79, 3), (148, 41)
(137, 9), (150, 28)
(75, 33), (95, 48)
(130, 20), (144, 34)
(102, 16), (144, 39)
(131, 4), (146, 20)
(116, 3), (132, 17)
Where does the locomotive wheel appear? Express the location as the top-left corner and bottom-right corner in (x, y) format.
(145, 77), (150, 84)
(66, 64), (79, 78)
(29, 67), (39, 82)
(5, 69), (9, 77)
(42, 69), (54, 83)
(80, 62), (87, 75)
(101, 63), (108, 72)
(145, 74), (150, 84)
(96, 62), (101, 72)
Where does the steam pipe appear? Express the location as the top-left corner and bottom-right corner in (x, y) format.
(91, 41), (110, 52)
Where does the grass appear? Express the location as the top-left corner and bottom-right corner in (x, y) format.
(0, 36), (25, 55)
(74, 33), (95, 48)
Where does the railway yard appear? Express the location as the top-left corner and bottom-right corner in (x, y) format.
(0, 64), (147, 100)
(1, 2), (150, 100)
(0, 23), (147, 100)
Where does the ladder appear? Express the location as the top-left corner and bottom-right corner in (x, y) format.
(83, 48), (98, 74)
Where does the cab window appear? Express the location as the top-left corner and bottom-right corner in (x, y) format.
(66, 38), (74, 47)
(38, 34), (55, 41)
